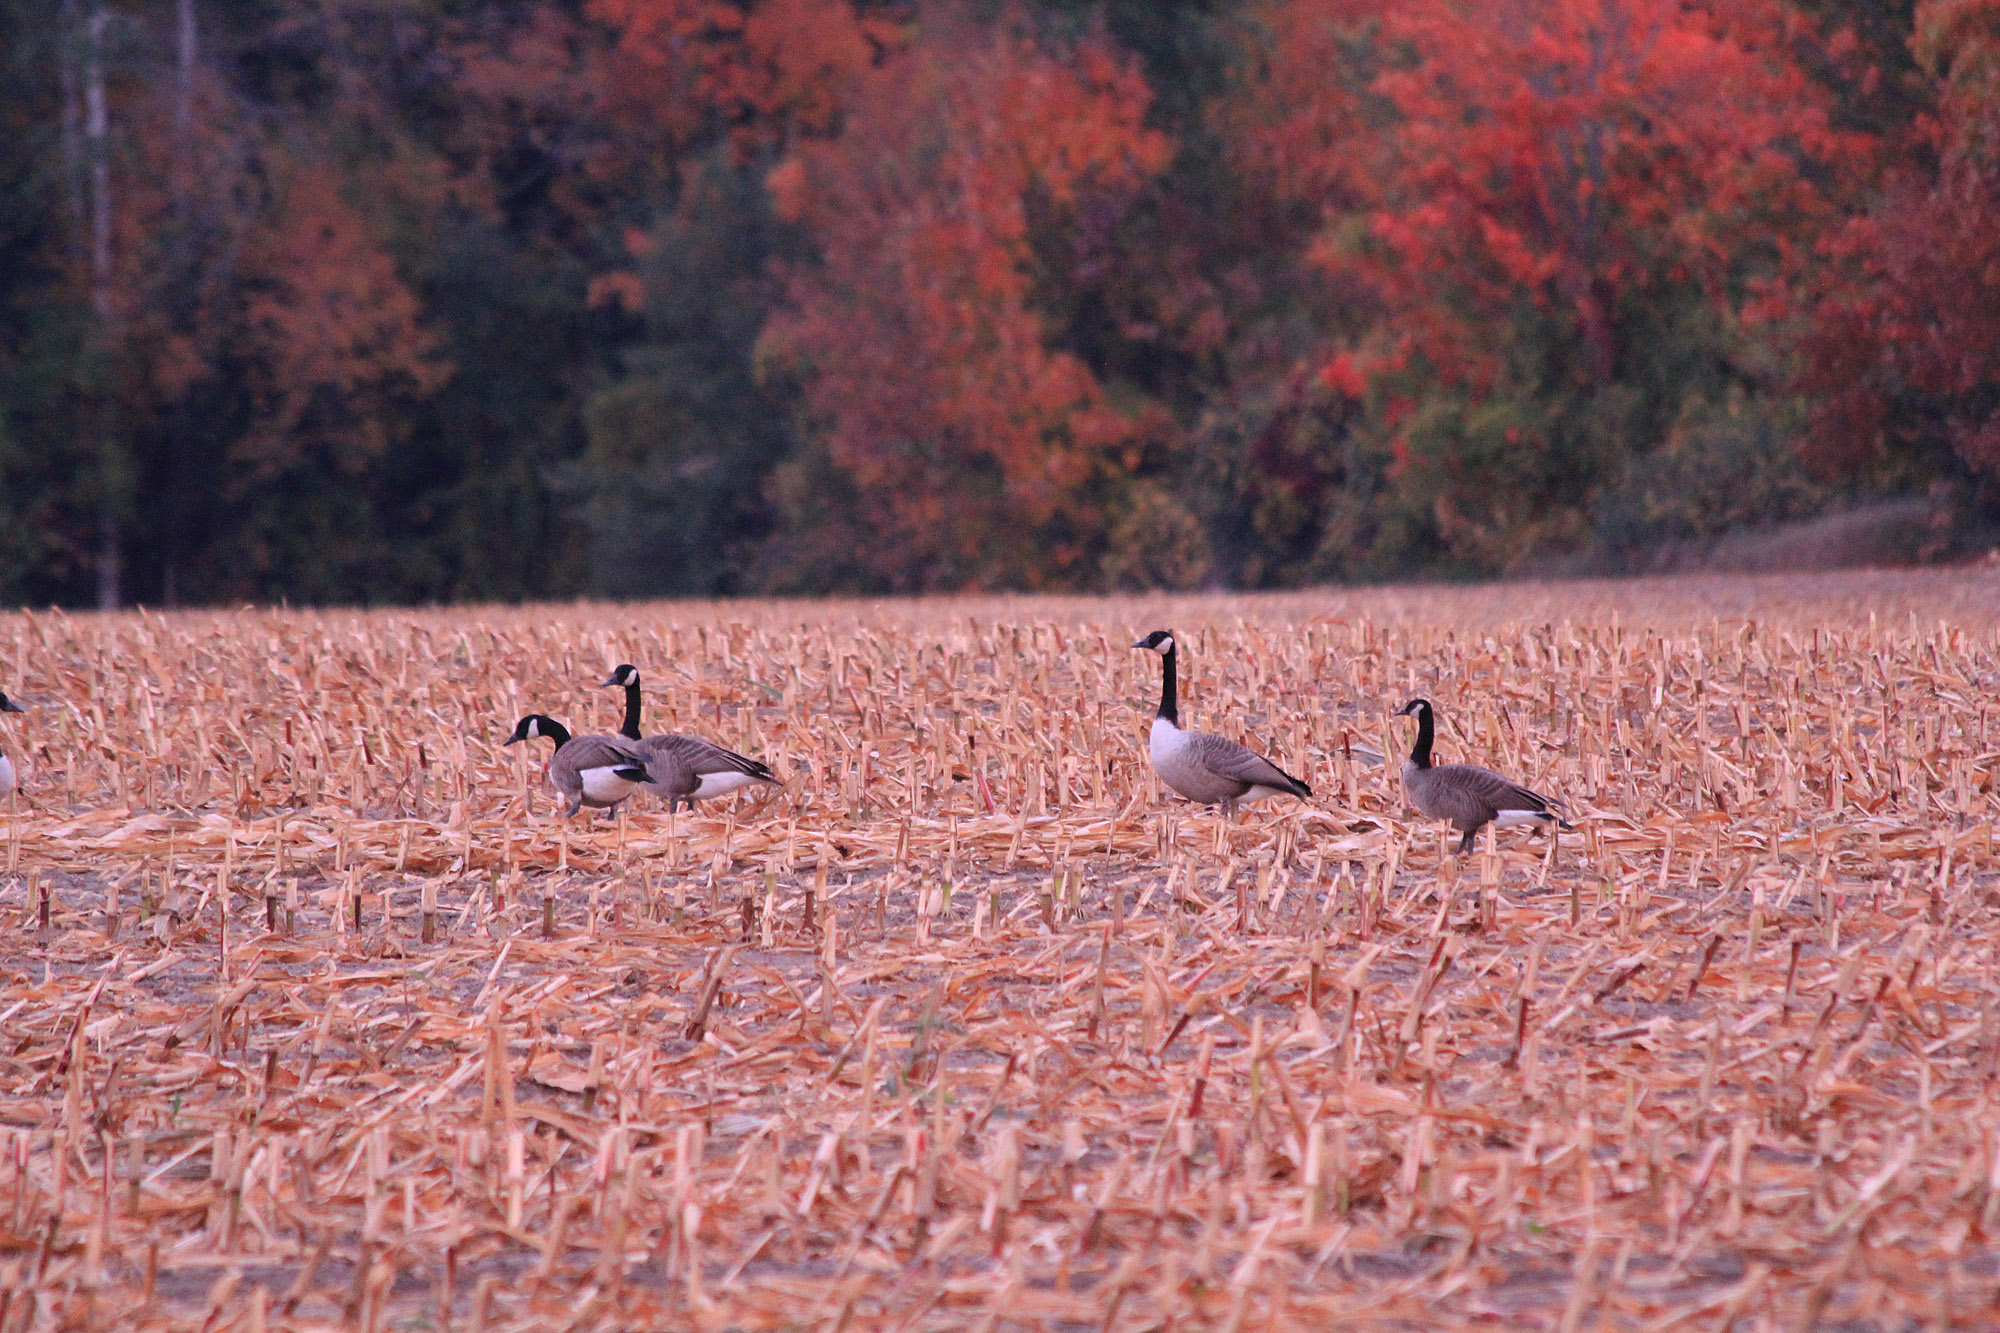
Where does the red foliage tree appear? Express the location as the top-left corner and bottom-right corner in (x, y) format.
(1229, 0), (1852, 565)
(762, 8), (1170, 589)
(1799, 0), (2000, 483)
(587, 0), (894, 156)
(1250, 0), (1847, 387)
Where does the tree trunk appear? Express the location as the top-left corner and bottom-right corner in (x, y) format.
(162, 0), (199, 607)
(58, 0), (85, 250)
(176, 0), (195, 131)
(85, 0), (120, 610)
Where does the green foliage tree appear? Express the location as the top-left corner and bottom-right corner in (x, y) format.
(554, 156), (796, 598)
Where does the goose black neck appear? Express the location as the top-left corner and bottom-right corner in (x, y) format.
(619, 681), (643, 740)
(1156, 642), (1179, 726)
(539, 719), (572, 748)
(1408, 704), (1433, 769)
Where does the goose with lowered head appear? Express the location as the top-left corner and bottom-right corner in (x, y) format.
(503, 714), (653, 819)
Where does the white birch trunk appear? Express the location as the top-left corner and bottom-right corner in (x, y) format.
(85, 0), (119, 610)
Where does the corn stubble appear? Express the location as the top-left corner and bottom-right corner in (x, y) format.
(0, 570), (1996, 1329)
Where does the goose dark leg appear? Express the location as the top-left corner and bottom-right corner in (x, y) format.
(1457, 827), (1476, 855)
(564, 796), (584, 818)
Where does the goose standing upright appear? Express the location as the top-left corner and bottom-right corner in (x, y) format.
(1396, 698), (1570, 853)
(1130, 630), (1310, 817)
(0, 692), (22, 797)
(601, 664), (779, 812)
(503, 715), (652, 818)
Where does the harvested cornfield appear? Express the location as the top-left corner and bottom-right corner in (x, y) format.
(0, 568), (1998, 1329)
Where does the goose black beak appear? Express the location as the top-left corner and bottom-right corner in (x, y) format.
(0, 701), (20, 714)
(502, 735), (521, 746)
(1130, 638), (1148, 649)
(599, 673), (621, 687)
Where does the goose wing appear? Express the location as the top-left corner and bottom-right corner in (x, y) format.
(646, 732), (777, 782)
(1189, 731), (1311, 797)
(627, 735), (699, 800)
(557, 734), (651, 775)
(1426, 763), (1561, 820)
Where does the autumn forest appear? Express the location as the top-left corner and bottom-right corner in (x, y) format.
(1, 0), (1996, 607)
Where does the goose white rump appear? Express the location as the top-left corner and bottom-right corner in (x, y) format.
(579, 764), (646, 805)
(689, 769), (763, 801)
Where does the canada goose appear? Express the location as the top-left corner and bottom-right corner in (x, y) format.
(503, 714), (653, 819)
(601, 664), (779, 813)
(1395, 698), (1570, 852)
(1130, 630), (1310, 817)
(0, 692), (21, 797)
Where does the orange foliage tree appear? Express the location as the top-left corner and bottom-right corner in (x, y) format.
(74, 9), (450, 602)
(587, 0), (893, 159)
(761, 8), (1170, 590)
(229, 170), (447, 480)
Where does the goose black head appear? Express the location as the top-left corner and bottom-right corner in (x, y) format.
(602, 664), (640, 688)
(1395, 698), (1433, 719)
(504, 715), (554, 746)
(0, 693), (20, 714)
(1131, 630), (1176, 655)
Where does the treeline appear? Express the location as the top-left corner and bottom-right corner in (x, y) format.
(1, 0), (1996, 607)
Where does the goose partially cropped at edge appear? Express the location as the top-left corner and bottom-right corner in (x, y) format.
(1396, 697), (1570, 853)
(503, 714), (652, 819)
(0, 692), (22, 797)
(1131, 630), (1310, 818)
(601, 664), (779, 812)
